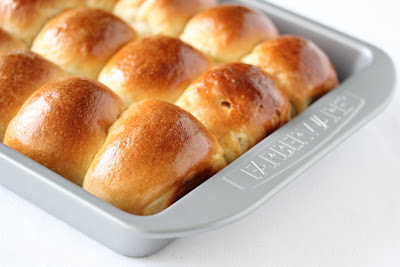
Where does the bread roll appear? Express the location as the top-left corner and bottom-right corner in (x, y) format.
(176, 63), (290, 163)
(98, 35), (212, 105)
(180, 5), (278, 63)
(31, 8), (137, 79)
(4, 77), (125, 186)
(0, 0), (82, 47)
(0, 49), (65, 141)
(113, 0), (218, 37)
(242, 35), (339, 115)
(84, 0), (119, 11)
(0, 28), (24, 53)
(83, 100), (226, 215)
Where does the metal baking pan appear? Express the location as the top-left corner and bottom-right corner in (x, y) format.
(0, 0), (396, 257)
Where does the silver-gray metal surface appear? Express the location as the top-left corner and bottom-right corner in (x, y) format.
(0, 0), (396, 257)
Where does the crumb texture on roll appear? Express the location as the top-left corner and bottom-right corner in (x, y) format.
(84, 0), (119, 11)
(4, 77), (126, 186)
(0, 49), (65, 141)
(0, 0), (82, 46)
(0, 28), (24, 53)
(180, 5), (279, 63)
(83, 100), (226, 216)
(242, 35), (339, 115)
(99, 35), (212, 105)
(176, 63), (290, 163)
(31, 8), (137, 79)
(113, 0), (218, 37)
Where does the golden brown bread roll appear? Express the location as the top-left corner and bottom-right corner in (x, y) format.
(0, 49), (65, 141)
(0, 0), (82, 47)
(98, 35), (212, 105)
(31, 8), (137, 79)
(113, 0), (218, 37)
(175, 63), (291, 163)
(4, 77), (126, 186)
(84, 0), (119, 11)
(242, 35), (339, 115)
(0, 28), (24, 53)
(83, 100), (226, 215)
(180, 5), (279, 63)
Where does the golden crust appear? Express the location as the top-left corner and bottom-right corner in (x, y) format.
(83, 100), (226, 215)
(180, 5), (279, 63)
(242, 35), (339, 115)
(0, 28), (24, 53)
(4, 77), (126, 186)
(31, 8), (137, 79)
(113, 0), (218, 37)
(99, 35), (212, 105)
(0, 0), (82, 46)
(84, 0), (119, 11)
(176, 63), (291, 163)
(0, 49), (65, 141)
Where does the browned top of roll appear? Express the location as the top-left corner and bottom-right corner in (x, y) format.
(242, 35), (339, 114)
(31, 8), (136, 79)
(4, 77), (125, 186)
(99, 35), (212, 105)
(113, 0), (218, 37)
(0, 0), (82, 46)
(0, 49), (65, 141)
(176, 62), (291, 162)
(0, 28), (24, 53)
(83, 100), (226, 215)
(180, 5), (279, 63)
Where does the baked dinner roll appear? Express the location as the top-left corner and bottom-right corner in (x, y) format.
(4, 77), (125, 186)
(180, 5), (278, 63)
(0, 49), (65, 141)
(85, 0), (119, 11)
(0, 28), (24, 53)
(242, 35), (339, 115)
(31, 8), (136, 79)
(113, 0), (218, 37)
(176, 63), (290, 163)
(0, 0), (81, 47)
(83, 100), (226, 216)
(98, 35), (212, 105)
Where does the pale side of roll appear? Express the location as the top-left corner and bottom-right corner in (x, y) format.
(4, 77), (126, 186)
(242, 35), (339, 115)
(98, 35), (212, 105)
(0, 0), (82, 47)
(83, 100), (227, 216)
(176, 63), (291, 163)
(113, 0), (218, 37)
(0, 49), (65, 141)
(32, 8), (137, 79)
(180, 5), (279, 63)
(84, 0), (119, 11)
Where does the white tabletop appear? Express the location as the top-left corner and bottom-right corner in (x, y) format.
(1, 0), (399, 266)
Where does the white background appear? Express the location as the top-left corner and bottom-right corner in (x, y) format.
(1, 0), (400, 266)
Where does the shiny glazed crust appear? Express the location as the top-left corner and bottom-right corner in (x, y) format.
(113, 0), (218, 37)
(176, 63), (291, 163)
(83, 100), (227, 215)
(0, 28), (24, 53)
(180, 5), (279, 63)
(99, 35), (212, 105)
(0, 0), (82, 46)
(31, 8), (137, 79)
(242, 35), (339, 115)
(4, 77), (126, 186)
(0, 49), (65, 141)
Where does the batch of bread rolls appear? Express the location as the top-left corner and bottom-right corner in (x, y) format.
(0, 0), (338, 216)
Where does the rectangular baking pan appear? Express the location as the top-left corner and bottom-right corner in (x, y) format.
(0, 0), (396, 257)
